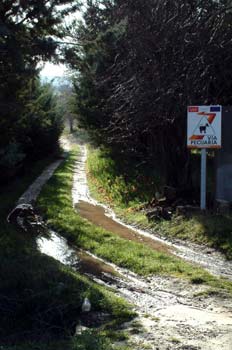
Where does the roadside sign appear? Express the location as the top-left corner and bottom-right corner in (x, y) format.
(187, 106), (222, 149)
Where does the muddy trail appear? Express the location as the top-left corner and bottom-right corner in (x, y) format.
(72, 144), (232, 349)
(77, 200), (172, 254)
(37, 230), (232, 350)
(13, 139), (232, 349)
(73, 145), (232, 282)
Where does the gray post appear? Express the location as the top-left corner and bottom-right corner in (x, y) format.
(201, 148), (207, 210)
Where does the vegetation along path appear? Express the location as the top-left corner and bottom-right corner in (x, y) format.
(38, 230), (232, 350)
(14, 138), (232, 349)
(74, 144), (232, 281)
(33, 140), (232, 350)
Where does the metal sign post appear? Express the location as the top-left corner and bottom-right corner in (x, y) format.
(187, 106), (222, 211)
(200, 149), (207, 210)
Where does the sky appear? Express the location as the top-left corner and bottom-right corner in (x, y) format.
(40, 62), (67, 79)
(40, 5), (83, 79)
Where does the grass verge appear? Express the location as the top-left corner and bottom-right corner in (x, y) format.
(0, 153), (133, 349)
(87, 147), (232, 260)
(37, 149), (232, 294)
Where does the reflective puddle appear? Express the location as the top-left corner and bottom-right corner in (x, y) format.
(37, 230), (121, 283)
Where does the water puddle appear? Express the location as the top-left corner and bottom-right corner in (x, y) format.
(37, 231), (120, 283)
(76, 200), (172, 254)
(13, 136), (232, 349)
(37, 230), (78, 266)
(36, 230), (232, 350)
(72, 145), (232, 281)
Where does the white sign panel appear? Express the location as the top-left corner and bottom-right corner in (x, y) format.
(187, 106), (222, 149)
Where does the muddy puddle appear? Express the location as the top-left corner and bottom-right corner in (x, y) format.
(71, 145), (232, 281)
(19, 137), (232, 350)
(76, 200), (172, 254)
(37, 230), (232, 350)
(37, 231), (121, 284)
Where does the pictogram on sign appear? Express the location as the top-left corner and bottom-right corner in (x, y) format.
(187, 106), (222, 149)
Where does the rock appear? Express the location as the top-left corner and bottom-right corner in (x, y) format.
(81, 297), (91, 312)
(75, 324), (88, 335)
(146, 206), (172, 221)
(157, 197), (168, 205)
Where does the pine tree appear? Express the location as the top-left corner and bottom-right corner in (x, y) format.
(0, 0), (80, 179)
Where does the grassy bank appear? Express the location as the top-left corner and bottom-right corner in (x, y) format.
(87, 147), (232, 260)
(37, 149), (232, 294)
(0, 154), (133, 349)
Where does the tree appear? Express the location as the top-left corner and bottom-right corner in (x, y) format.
(0, 79), (63, 181)
(20, 80), (64, 158)
(70, 0), (232, 187)
(0, 0), (80, 180)
(56, 81), (78, 133)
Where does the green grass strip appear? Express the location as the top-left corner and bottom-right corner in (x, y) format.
(0, 152), (133, 348)
(87, 147), (232, 260)
(37, 149), (232, 294)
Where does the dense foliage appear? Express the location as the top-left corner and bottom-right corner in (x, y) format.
(0, 0), (79, 181)
(69, 0), (232, 186)
(0, 80), (63, 181)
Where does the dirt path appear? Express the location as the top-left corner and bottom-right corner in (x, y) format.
(70, 143), (232, 350)
(77, 200), (172, 254)
(38, 231), (232, 350)
(72, 144), (232, 281)
(17, 137), (232, 349)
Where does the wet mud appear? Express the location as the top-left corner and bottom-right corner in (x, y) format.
(37, 231), (232, 350)
(71, 143), (232, 349)
(72, 144), (232, 281)
(18, 136), (232, 350)
(76, 200), (172, 254)
(37, 231), (121, 284)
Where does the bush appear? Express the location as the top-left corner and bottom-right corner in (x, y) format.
(0, 143), (25, 181)
(20, 82), (63, 159)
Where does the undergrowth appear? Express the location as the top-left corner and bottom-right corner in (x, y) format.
(152, 214), (232, 259)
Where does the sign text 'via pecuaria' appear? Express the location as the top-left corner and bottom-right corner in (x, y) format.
(187, 106), (222, 149)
